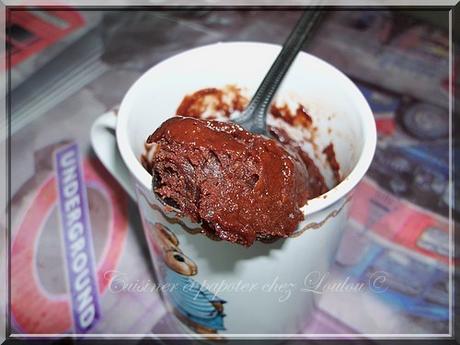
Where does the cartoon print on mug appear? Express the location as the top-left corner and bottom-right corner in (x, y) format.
(147, 221), (226, 334)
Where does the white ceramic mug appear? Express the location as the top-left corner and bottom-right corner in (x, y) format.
(91, 42), (376, 336)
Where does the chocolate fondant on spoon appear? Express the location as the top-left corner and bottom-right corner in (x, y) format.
(149, 10), (324, 246)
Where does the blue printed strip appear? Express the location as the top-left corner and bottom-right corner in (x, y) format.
(55, 143), (100, 333)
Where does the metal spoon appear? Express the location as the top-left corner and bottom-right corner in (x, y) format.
(154, 9), (322, 210)
(234, 9), (323, 135)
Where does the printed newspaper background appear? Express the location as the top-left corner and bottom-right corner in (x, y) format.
(8, 10), (456, 337)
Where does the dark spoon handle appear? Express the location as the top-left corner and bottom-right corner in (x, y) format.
(237, 10), (323, 134)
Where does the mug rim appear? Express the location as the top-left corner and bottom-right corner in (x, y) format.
(116, 41), (377, 215)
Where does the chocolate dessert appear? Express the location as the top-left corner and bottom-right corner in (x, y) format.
(146, 116), (328, 246)
(176, 85), (248, 120)
(172, 86), (341, 185)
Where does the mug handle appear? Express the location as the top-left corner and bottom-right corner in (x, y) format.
(90, 110), (137, 200)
